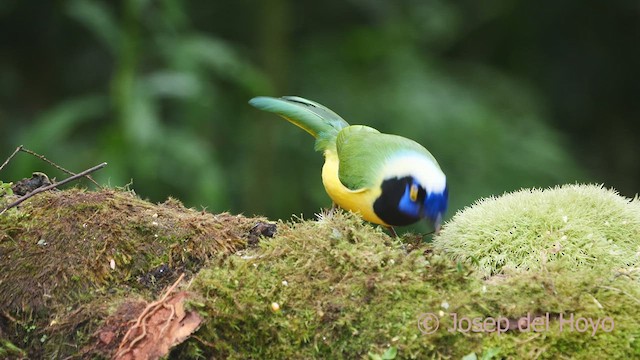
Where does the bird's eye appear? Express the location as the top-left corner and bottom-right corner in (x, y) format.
(409, 184), (419, 202)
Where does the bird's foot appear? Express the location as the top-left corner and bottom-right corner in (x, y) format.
(386, 226), (399, 238)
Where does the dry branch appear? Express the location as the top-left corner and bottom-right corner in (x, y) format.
(19, 147), (102, 188)
(0, 145), (23, 172)
(0, 162), (107, 215)
(0, 145), (102, 187)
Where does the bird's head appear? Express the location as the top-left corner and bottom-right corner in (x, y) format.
(397, 178), (448, 233)
(373, 151), (448, 232)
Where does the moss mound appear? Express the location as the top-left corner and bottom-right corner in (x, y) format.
(0, 188), (264, 357)
(434, 184), (640, 277)
(176, 210), (639, 359)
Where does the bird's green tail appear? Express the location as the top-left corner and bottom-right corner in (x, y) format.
(249, 96), (350, 151)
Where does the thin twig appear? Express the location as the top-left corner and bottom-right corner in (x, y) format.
(514, 333), (542, 344)
(0, 145), (23, 172)
(19, 147), (102, 188)
(1, 309), (18, 324)
(0, 162), (107, 215)
(192, 335), (216, 348)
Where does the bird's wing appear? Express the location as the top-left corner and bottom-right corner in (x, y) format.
(335, 125), (439, 190)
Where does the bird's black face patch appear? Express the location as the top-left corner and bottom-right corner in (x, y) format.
(373, 176), (426, 226)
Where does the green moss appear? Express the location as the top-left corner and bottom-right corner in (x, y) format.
(0, 338), (27, 358)
(0, 188), (262, 358)
(178, 208), (639, 359)
(0, 188), (257, 312)
(2, 185), (639, 358)
(434, 184), (640, 277)
(185, 211), (469, 359)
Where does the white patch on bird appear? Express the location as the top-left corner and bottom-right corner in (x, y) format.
(382, 152), (446, 193)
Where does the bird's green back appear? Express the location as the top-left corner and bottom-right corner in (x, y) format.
(335, 125), (441, 190)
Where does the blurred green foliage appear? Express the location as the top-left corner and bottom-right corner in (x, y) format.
(0, 1), (637, 231)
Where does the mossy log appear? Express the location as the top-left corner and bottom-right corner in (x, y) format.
(1, 185), (639, 359)
(0, 188), (265, 358)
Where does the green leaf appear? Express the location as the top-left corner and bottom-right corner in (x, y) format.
(0, 182), (13, 197)
(382, 346), (398, 359)
(23, 95), (108, 146)
(482, 348), (501, 360)
(462, 353), (477, 360)
(65, 0), (119, 53)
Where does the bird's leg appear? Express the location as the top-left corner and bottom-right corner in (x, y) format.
(386, 226), (399, 238)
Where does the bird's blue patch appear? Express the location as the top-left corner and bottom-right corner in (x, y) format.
(424, 186), (448, 222)
(398, 183), (422, 218)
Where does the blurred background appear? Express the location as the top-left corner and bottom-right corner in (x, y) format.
(1, 1), (638, 231)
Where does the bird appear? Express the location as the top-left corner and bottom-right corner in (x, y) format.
(249, 96), (448, 235)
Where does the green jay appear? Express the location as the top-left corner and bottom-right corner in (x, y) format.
(249, 96), (448, 234)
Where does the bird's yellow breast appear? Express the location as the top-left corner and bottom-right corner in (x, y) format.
(321, 149), (387, 226)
